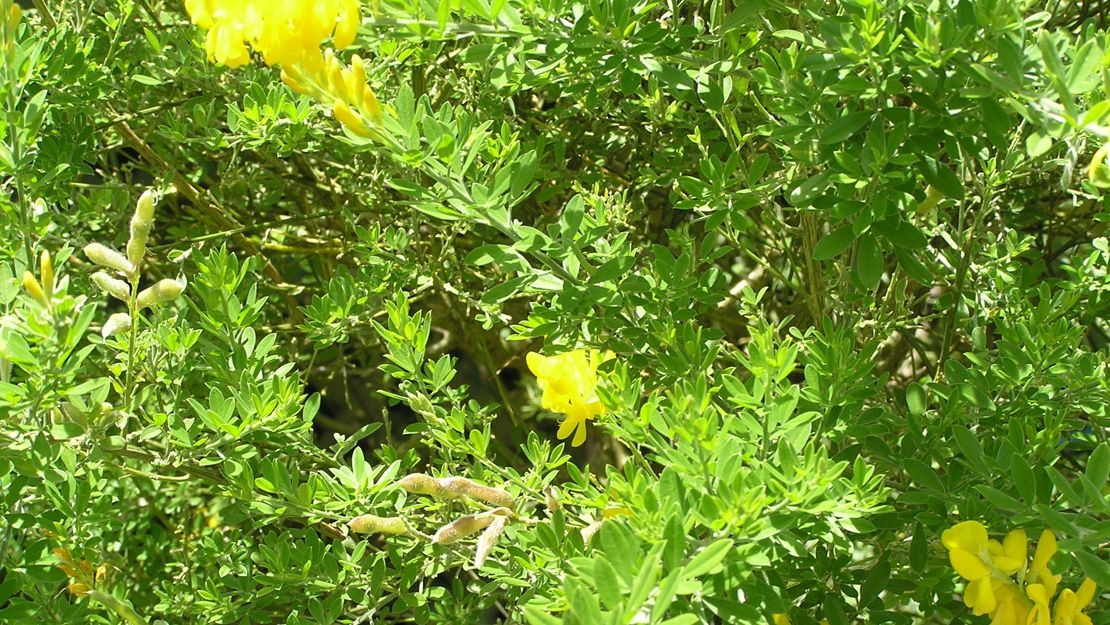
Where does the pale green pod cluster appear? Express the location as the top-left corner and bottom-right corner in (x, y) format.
(84, 188), (185, 339)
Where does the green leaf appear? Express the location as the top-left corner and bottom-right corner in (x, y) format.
(523, 604), (562, 625)
(859, 557), (890, 608)
(788, 171), (831, 206)
(906, 383), (926, 416)
(682, 538), (732, 578)
(855, 233), (884, 290)
(561, 195), (585, 240)
(820, 112), (872, 144)
(920, 158), (964, 200)
(1074, 550), (1110, 588)
(813, 225), (855, 261)
(1086, 442), (1109, 489)
(593, 559), (623, 611)
(903, 458), (945, 493)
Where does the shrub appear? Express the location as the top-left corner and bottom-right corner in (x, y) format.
(0, 0), (1106, 623)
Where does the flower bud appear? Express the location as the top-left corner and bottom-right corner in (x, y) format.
(92, 272), (131, 302)
(474, 514), (509, 568)
(333, 101), (370, 138)
(84, 243), (134, 277)
(348, 514), (409, 535)
(22, 271), (48, 306)
(136, 278), (185, 310)
(39, 250), (54, 298)
(127, 190), (156, 267)
(102, 313), (132, 339)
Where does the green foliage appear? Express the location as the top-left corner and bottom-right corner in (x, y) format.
(0, 0), (1108, 623)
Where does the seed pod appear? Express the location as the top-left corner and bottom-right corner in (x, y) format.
(397, 473), (442, 497)
(22, 271), (48, 306)
(135, 278), (185, 310)
(39, 250), (53, 298)
(432, 514), (492, 546)
(348, 514), (409, 536)
(127, 190), (156, 267)
(84, 243), (134, 277)
(102, 313), (132, 339)
(473, 514), (509, 569)
(92, 272), (131, 302)
(439, 477), (515, 508)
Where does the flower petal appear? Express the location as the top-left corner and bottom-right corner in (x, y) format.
(1074, 578), (1096, 608)
(571, 420), (587, 447)
(950, 548), (992, 580)
(943, 521), (989, 552)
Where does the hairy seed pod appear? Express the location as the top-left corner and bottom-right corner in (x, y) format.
(439, 477), (515, 508)
(432, 514), (495, 546)
(92, 272), (131, 302)
(136, 278), (185, 310)
(473, 514), (509, 568)
(102, 313), (132, 339)
(397, 473), (442, 497)
(22, 271), (48, 306)
(127, 189), (156, 267)
(39, 250), (53, 298)
(348, 514), (409, 535)
(84, 243), (134, 277)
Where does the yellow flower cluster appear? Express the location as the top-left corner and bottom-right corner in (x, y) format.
(183, 0), (382, 140)
(183, 0), (359, 69)
(526, 349), (611, 447)
(942, 521), (1097, 625)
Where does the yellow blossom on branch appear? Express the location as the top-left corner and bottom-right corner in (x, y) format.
(526, 349), (612, 447)
(184, 0), (384, 142)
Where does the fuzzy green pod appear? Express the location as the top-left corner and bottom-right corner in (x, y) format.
(348, 514), (409, 536)
(432, 507), (511, 546)
(397, 473), (443, 497)
(92, 272), (131, 302)
(127, 190), (156, 267)
(439, 477), (515, 508)
(84, 243), (134, 277)
(101, 313), (132, 339)
(136, 278), (184, 310)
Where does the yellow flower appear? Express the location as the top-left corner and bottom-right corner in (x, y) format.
(1025, 529), (1061, 625)
(184, 0), (361, 69)
(942, 521), (1028, 615)
(526, 349), (611, 447)
(1053, 579), (1096, 625)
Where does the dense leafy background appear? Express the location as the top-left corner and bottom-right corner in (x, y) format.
(0, 0), (1108, 623)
